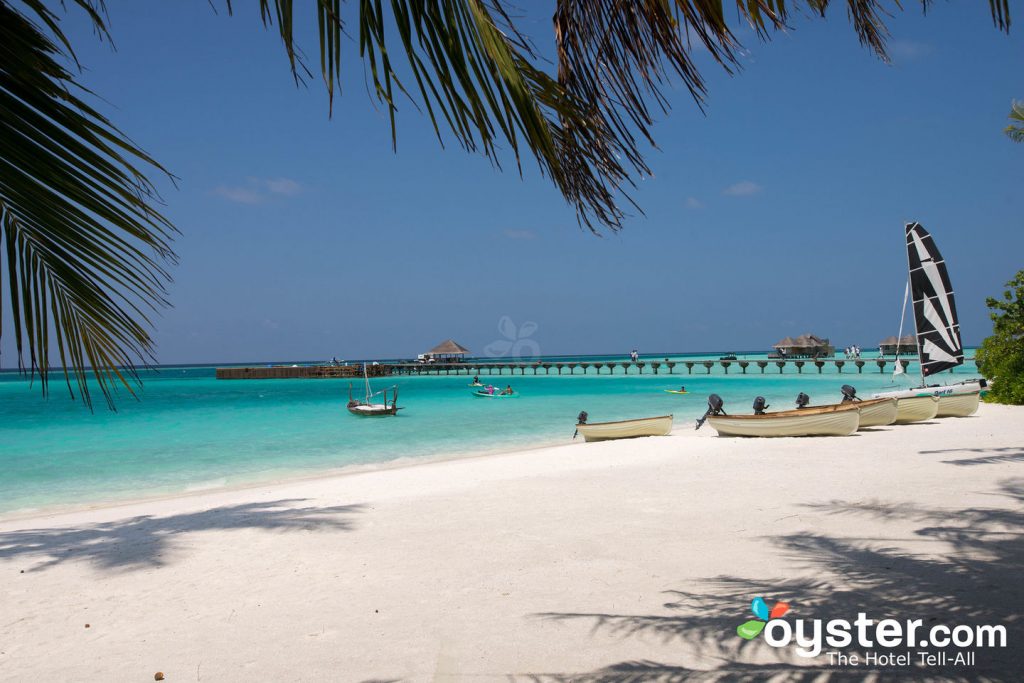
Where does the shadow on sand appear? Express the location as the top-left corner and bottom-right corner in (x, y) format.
(518, 479), (1024, 682)
(0, 499), (364, 572)
(919, 445), (1024, 468)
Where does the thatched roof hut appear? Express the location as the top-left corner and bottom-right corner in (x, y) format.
(879, 335), (918, 355)
(425, 339), (471, 360)
(771, 333), (834, 358)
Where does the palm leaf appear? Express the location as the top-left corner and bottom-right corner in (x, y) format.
(1, 3), (176, 409)
(1006, 100), (1024, 143)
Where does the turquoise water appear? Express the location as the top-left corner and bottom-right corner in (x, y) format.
(0, 351), (979, 515)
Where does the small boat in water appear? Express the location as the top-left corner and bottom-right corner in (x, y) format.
(347, 364), (402, 416)
(473, 387), (519, 398)
(574, 413), (673, 442)
(696, 395), (859, 437)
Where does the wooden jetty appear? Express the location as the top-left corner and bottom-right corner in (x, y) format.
(215, 357), (971, 380)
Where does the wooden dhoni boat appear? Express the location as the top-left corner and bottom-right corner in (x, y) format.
(575, 415), (673, 442)
(852, 397), (898, 428)
(347, 365), (402, 416)
(706, 403), (860, 438)
(893, 395), (939, 424)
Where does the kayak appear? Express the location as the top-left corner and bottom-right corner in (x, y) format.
(664, 390), (688, 395)
(473, 390), (519, 398)
(468, 382), (485, 387)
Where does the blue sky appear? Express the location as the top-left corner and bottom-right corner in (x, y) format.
(4, 2), (1022, 365)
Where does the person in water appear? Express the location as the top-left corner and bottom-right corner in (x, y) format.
(502, 385), (514, 395)
(473, 376), (480, 384)
(680, 386), (686, 393)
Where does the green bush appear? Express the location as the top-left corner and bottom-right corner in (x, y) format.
(977, 270), (1024, 405)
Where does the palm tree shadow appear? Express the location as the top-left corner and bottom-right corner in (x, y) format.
(918, 445), (1024, 467)
(519, 479), (1024, 681)
(0, 499), (364, 572)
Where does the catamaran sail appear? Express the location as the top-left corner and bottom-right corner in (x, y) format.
(872, 222), (985, 410)
(906, 222), (963, 377)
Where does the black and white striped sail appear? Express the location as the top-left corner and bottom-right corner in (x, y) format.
(906, 222), (963, 377)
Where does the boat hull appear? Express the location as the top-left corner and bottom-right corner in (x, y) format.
(855, 398), (898, 428)
(872, 379), (986, 401)
(706, 404), (859, 437)
(347, 402), (400, 416)
(893, 396), (939, 424)
(576, 415), (673, 442)
(473, 390), (518, 398)
(936, 391), (980, 418)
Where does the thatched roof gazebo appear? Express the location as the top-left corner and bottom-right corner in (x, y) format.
(425, 339), (471, 362)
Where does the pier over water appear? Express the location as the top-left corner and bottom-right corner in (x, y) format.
(215, 357), (972, 380)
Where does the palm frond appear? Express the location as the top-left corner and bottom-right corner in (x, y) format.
(1, 3), (176, 409)
(1006, 100), (1024, 143)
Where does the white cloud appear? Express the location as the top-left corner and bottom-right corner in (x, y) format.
(685, 197), (703, 209)
(213, 177), (303, 204)
(889, 40), (933, 61)
(722, 180), (763, 197)
(503, 229), (537, 240)
(212, 186), (263, 204)
(264, 178), (302, 196)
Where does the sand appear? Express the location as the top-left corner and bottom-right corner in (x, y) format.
(1, 403), (1022, 682)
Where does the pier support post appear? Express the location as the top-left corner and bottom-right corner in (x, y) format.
(776, 361), (785, 374)
(567, 363), (576, 375)
(637, 361), (645, 374)
(651, 362), (660, 374)
(876, 360), (887, 373)
(580, 363), (590, 375)
(900, 359), (911, 374)
(703, 361), (714, 374)
(556, 364), (563, 375)
(856, 360), (865, 373)
(795, 361), (805, 374)
(685, 362), (694, 375)
(666, 362), (675, 374)
(721, 361), (731, 374)
(835, 360), (845, 373)
(757, 361), (767, 374)
(815, 361), (825, 374)
(739, 361), (749, 374)
(594, 363), (604, 374)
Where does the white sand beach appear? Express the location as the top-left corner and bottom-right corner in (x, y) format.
(2, 404), (1022, 681)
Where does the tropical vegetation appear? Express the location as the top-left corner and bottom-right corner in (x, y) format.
(0, 1), (1013, 406)
(1006, 101), (1024, 143)
(977, 270), (1024, 405)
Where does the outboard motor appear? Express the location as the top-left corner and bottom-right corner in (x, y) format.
(696, 394), (726, 430)
(795, 392), (810, 409)
(573, 411), (589, 439)
(841, 384), (859, 402)
(752, 396), (769, 415)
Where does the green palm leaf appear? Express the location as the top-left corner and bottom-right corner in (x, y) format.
(1, 2), (176, 409)
(1006, 100), (1024, 143)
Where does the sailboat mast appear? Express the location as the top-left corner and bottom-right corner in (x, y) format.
(904, 227), (926, 387)
(363, 363), (371, 403)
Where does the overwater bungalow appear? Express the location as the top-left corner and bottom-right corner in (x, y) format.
(420, 339), (471, 363)
(879, 334), (918, 356)
(770, 333), (834, 359)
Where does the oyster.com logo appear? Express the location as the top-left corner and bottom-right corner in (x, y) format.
(733, 594), (1006, 666)
(737, 596), (790, 640)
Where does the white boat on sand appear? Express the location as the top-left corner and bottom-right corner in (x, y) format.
(703, 402), (860, 438)
(894, 395), (939, 424)
(574, 415), (673, 442)
(850, 397), (898, 428)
